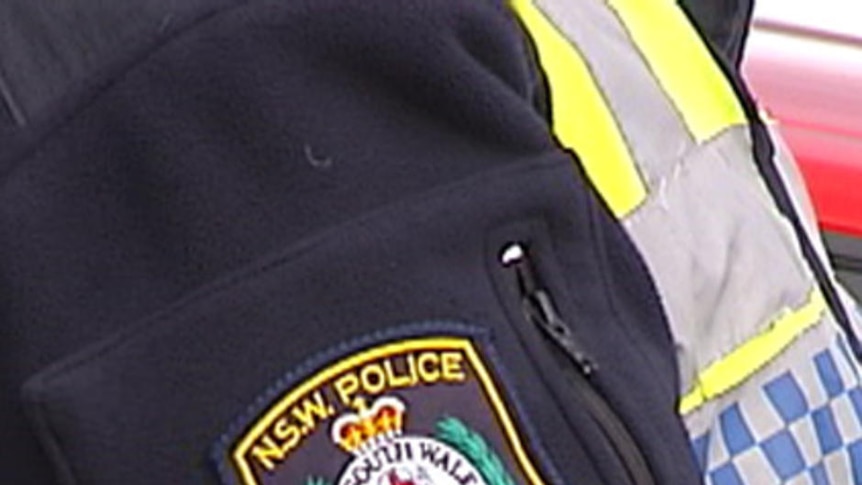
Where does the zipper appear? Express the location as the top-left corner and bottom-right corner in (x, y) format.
(500, 242), (655, 485)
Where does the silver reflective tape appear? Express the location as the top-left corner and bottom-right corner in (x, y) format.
(624, 126), (815, 392)
(532, 0), (694, 187)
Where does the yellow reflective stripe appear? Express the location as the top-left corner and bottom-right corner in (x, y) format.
(606, 0), (747, 142)
(511, 0), (647, 217)
(679, 289), (827, 415)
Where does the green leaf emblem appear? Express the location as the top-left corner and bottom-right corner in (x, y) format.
(435, 416), (516, 485)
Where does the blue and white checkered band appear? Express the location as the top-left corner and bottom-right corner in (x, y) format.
(691, 334), (862, 484)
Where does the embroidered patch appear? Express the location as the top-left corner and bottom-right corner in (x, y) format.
(215, 336), (547, 485)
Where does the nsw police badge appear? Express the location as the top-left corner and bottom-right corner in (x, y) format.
(214, 335), (549, 485)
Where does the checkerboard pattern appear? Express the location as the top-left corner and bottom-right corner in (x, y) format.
(692, 336), (862, 484)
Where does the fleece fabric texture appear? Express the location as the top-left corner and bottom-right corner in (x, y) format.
(0, 1), (699, 484)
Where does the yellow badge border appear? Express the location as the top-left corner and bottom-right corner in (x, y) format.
(231, 336), (547, 485)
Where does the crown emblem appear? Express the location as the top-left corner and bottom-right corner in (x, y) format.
(330, 396), (406, 455)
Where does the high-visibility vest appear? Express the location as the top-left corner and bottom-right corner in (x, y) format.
(512, 0), (862, 482)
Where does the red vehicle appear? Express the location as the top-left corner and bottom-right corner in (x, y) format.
(743, 0), (862, 297)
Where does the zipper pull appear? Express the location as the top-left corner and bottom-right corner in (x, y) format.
(501, 243), (598, 377)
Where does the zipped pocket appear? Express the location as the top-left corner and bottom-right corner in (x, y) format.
(496, 240), (655, 485)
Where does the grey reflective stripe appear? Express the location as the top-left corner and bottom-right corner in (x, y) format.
(622, 125), (816, 391)
(532, 0), (693, 188)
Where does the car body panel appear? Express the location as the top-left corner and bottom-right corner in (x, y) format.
(743, 0), (862, 236)
(743, 0), (862, 297)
